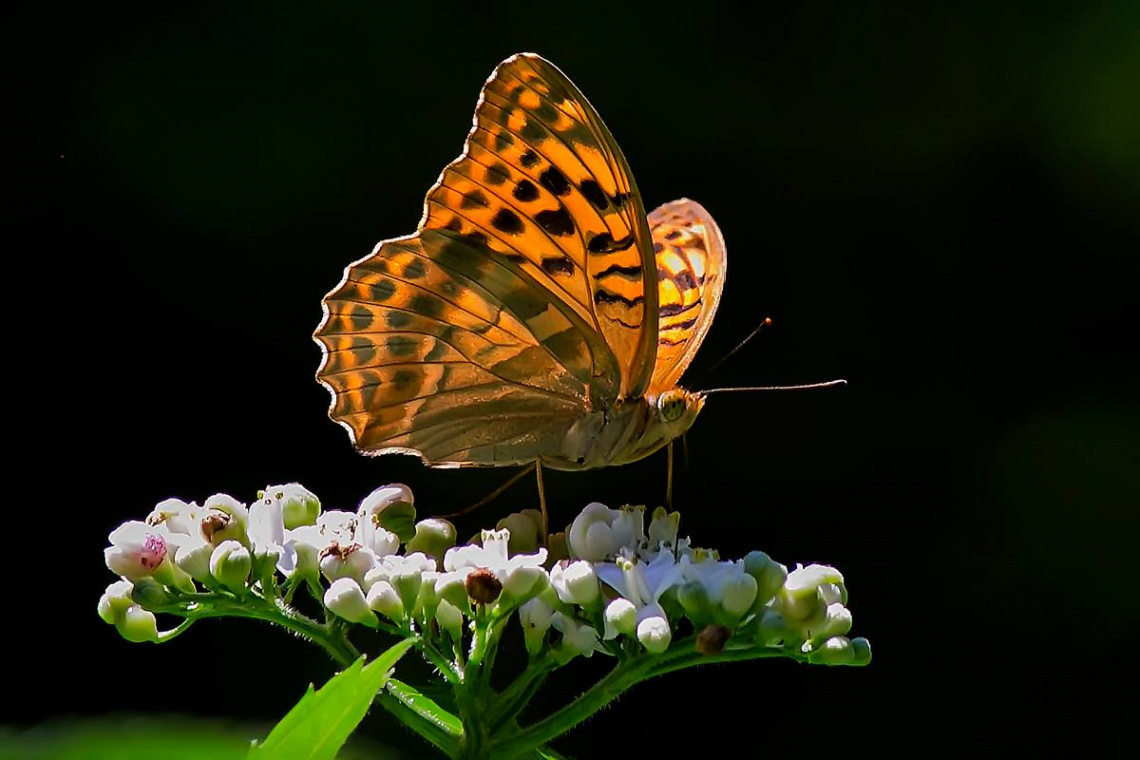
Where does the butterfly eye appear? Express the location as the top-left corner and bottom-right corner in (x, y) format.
(658, 390), (687, 423)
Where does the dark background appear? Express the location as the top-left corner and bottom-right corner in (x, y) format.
(24, 1), (1138, 756)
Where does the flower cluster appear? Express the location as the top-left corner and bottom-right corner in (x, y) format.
(100, 484), (869, 667)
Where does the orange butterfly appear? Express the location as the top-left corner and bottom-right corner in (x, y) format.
(314, 53), (726, 493)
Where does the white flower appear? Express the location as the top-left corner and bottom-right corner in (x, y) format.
(359, 483), (413, 517)
(260, 483), (320, 529)
(636, 604), (672, 653)
(366, 580), (404, 621)
(356, 486), (408, 558)
(319, 542), (376, 585)
(595, 551), (684, 652)
(210, 540), (251, 592)
(567, 503), (646, 562)
(519, 597), (554, 655)
(443, 529), (548, 602)
(682, 558), (758, 620)
(324, 578), (377, 626)
(249, 493), (297, 575)
(98, 579), (136, 624)
(435, 599), (464, 639)
(780, 563), (846, 623)
(550, 611), (600, 659)
(199, 494), (249, 546)
(603, 597), (637, 640)
(145, 498), (200, 537)
(105, 521), (170, 581)
(646, 507), (680, 554)
(550, 560), (600, 607)
(117, 605), (159, 643)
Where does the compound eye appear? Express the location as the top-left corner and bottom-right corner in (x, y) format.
(659, 390), (686, 422)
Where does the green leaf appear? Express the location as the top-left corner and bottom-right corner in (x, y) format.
(384, 678), (463, 737)
(250, 638), (415, 760)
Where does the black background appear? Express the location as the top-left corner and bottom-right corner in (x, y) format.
(24, 1), (1138, 756)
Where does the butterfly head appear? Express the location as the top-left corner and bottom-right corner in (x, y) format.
(653, 387), (706, 436)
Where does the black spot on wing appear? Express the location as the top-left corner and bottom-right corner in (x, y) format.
(587, 232), (634, 254)
(386, 310), (412, 329)
(464, 230), (488, 246)
(597, 263), (642, 279)
(674, 271), (698, 290)
(653, 242), (664, 254)
(593, 289), (645, 307)
(491, 208), (524, 235)
(461, 189), (489, 209)
(411, 294), (444, 319)
(486, 162), (511, 186)
(540, 255), (575, 276)
(512, 179), (539, 202)
(539, 167), (571, 197)
(495, 131), (514, 151)
(520, 119), (545, 142)
(579, 179), (608, 211)
(664, 229), (682, 240)
(520, 150), (540, 168)
(536, 207), (575, 236)
(660, 299), (701, 317)
(403, 259), (425, 280)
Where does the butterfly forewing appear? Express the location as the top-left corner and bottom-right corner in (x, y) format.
(647, 199), (728, 394)
(421, 53), (659, 399)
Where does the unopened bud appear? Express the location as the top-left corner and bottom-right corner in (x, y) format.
(210, 540), (251, 592)
(325, 578), (377, 626)
(406, 518), (457, 560)
(117, 606), (159, 643)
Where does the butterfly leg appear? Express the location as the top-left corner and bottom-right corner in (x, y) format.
(666, 440), (674, 509)
(535, 459), (549, 542)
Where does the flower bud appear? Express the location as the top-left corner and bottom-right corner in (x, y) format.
(210, 540), (251, 592)
(567, 502), (638, 562)
(851, 637), (872, 665)
(98, 580), (135, 624)
(545, 531), (569, 566)
(809, 603), (853, 641)
(465, 567), (503, 605)
(130, 577), (170, 608)
(436, 570), (471, 610)
(416, 570), (441, 622)
(809, 635), (855, 665)
(359, 484), (416, 543)
(406, 518), (457, 560)
(435, 599), (464, 640)
(175, 537), (215, 583)
(743, 551), (788, 607)
(117, 605), (159, 643)
(720, 572), (758, 621)
(325, 578), (377, 626)
(519, 597), (554, 655)
(603, 597), (637, 640)
(636, 605), (672, 654)
(200, 494), (249, 546)
(261, 483), (320, 529)
(754, 607), (788, 646)
(367, 580), (405, 622)
(496, 510), (543, 555)
(319, 542), (375, 585)
(695, 624), (732, 655)
(502, 563), (547, 602)
(550, 560), (600, 607)
(676, 581), (712, 624)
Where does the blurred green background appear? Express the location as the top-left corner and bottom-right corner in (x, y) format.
(21, 0), (1138, 756)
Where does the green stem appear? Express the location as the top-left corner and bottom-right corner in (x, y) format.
(492, 643), (804, 758)
(485, 655), (557, 731)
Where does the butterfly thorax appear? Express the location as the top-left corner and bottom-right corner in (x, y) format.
(550, 388), (706, 471)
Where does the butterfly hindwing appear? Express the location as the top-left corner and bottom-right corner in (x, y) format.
(647, 199), (728, 394)
(315, 230), (592, 465)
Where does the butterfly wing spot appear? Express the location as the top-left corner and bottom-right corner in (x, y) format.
(538, 167), (571, 197)
(540, 255), (575, 276)
(535, 207), (575, 236)
(491, 208), (525, 235)
(512, 179), (540, 201)
(485, 162), (511, 185)
(587, 232), (634, 254)
(520, 150), (540, 168)
(461, 190), (490, 210)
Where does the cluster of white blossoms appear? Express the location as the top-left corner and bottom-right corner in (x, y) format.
(100, 484), (869, 666)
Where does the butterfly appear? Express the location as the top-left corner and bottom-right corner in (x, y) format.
(314, 52), (726, 478)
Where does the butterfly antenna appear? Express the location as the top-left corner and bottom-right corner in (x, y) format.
(702, 379), (848, 395)
(699, 317), (773, 382)
(439, 467), (532, 520)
